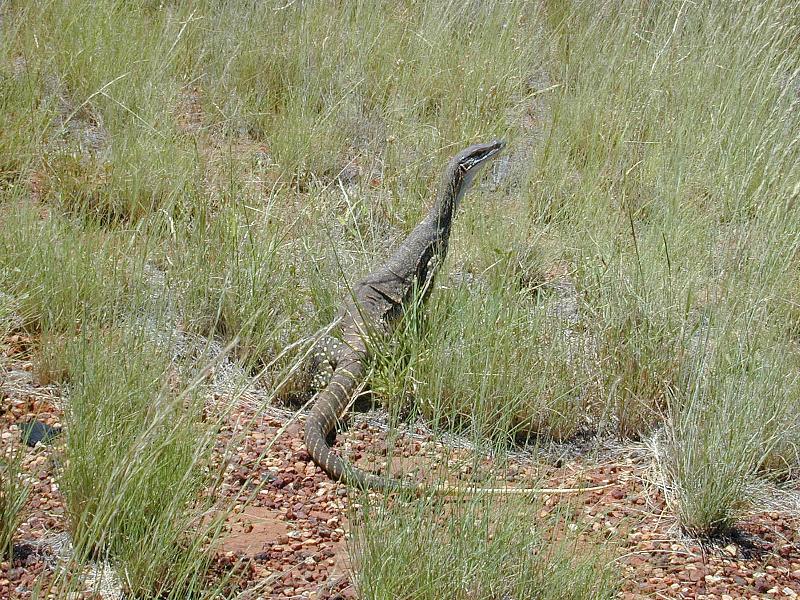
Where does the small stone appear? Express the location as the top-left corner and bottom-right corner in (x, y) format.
(19, 420), (61, 446)
(755, 578), (771, 593)
(687, 569), (704, 582)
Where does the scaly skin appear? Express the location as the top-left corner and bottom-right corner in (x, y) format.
(303, 140), (505, 492)
(303, 140), (615, 497)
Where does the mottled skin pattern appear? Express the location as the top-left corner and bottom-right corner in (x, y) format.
(304, 141), (505, 492)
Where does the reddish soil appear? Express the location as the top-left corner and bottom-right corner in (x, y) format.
(2, 332), (800, 599)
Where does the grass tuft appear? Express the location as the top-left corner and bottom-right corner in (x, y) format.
(57, 326), (222, 597)
(664, 321), (799, 537)
(351, 492), (618, 600)
(0, 444), (29, 562)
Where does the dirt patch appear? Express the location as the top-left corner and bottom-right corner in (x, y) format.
(220, 507), (289, 556)
(4, 340), (800, 599)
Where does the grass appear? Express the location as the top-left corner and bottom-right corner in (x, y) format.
(664, 315), (800, 537)
(0, 0), (798, 595)
(57, 327), (218, 597)
(0, 197), (141, 336)
(350, 492), (618, 600)
(0, 443), (29, 562)
(173, 198), (313, 368)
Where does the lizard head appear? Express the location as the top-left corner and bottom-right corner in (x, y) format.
(444, 139), (505, 212)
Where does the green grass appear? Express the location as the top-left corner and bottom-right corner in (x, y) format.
(0, 0), (798, 595)
(0, 279), (28, 564)
(173, 198), (313, 368)
(665, 315), (800, 537)
(0, 198), (142, 336)
(0, 444), (29, 562)
(57, 327), (217, 597)
(350, 492), (618, 599)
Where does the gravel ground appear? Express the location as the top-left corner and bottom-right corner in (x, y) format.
(3, 332), (800, 600)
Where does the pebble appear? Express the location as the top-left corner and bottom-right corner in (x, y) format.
(5, 352), (800, 599)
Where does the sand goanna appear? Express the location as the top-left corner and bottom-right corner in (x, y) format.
(303, 140), (608, 496)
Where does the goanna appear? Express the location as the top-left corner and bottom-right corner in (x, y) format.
(303, 140), (504, 492)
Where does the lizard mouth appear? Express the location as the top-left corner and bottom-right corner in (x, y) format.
(461, 139), (505, 172)
(475, 139), (505, 164)
(484, 139), (506, 156)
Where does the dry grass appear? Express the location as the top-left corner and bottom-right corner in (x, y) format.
(0, 0), (798, 596)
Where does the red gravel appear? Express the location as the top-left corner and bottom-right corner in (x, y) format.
(3, 332), (800, 599)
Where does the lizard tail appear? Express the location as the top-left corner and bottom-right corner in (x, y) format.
(304, 354), (408, 492)
(304, 357), (612, 497)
